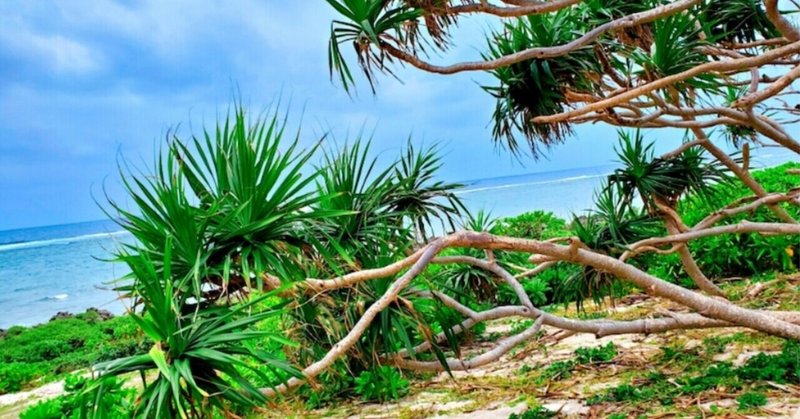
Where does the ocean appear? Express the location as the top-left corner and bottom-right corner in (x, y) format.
(0, 148), (795, 329)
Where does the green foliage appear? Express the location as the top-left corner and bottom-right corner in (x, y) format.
(93, 250), (300, 418)
(0, 314), (142, 394)
(541, 343), (618, 382)
(678, 162), (800, 277)
(608, 130), (730, 211)
(737, 340), (800, 383)
(509, 278), (551, 307)
(326, 0), (422, 91)
(702, 0), (780, 43)
(315, 138), (463, 259)
(591, 340), (800, 408)
(431, 211), (500, 304)
(315, 138), (409, 265)
(110, 105), (327, 305)
(353, 366), (409, 402)
(678, 362), (741, 393)
(575, 342), (617, 364)
(541, 359), (576, 381)
(0, 363), (36, 394)
(20, 374), (134, 419)
(508, 405), (556, 419)
(490, 210), (569, 239)
(560, 185), (655, 309)
(632, 12), (718, 97)
(297, 366), (354, 409)
(482, 9), (599, 155)
(737, 391), (768, 411)
(390, 142), (465, 239)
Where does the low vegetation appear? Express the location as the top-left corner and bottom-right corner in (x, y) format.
(8, 158), (800, 417)
(0, 310), (142, 395)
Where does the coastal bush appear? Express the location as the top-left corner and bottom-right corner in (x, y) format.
(0, 363), (37, 394)
(353, 366), (409, 402)
(0, 314), (141, 394)
(19, 374), (134, 419)
(680, 162), (800, 277)
(490, 210), (570, 239)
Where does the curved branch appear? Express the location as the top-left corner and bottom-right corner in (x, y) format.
(692, 191), (800, 231)
(628, 221), (800, 253)
(533, 40), (800, 124)
(449, 0), (581, 17)
(302, 247), (427, 293)
(382, 0), (700, 74)
(765, 0), (800, 42)
(388, 316), (545, 372)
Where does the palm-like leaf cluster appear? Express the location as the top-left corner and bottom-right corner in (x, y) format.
(483, 10), (600, 155)
(608, 130), (730, 212)
(559, 129), (728, 309)
(323, 0), (781, 157)
(723, 86), (759, 147)
(90, 248), (300, 418)
(289, 139), (464, 372)
(702, 0), (780, 44)
(110, 106), (324, 306)
(106, 105), (467, 413)
(315, 139), (463, 263)
(632, 12), (719, 100)
(433, 210), (499, 303)
(326, 0), (422, 91)
(561, 185), (660, 309)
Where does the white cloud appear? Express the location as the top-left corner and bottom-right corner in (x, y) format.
(0, 19), (103, 75)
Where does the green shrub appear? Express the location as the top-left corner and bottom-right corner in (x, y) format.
(498, 277), (551, 307)
(353, 366), (409, 402)
(737, 391), (768, 410)
(541, 359), (575, 381)
(737, 340), (800, 383)
(6, 326), (26, 336)
(678, 162), (800, 277)
(297, 364), (355, 409)
(575, 342), (617, 364)
(491, 210), (570, 239)
(0, 314), (143, 394)
(0, 363), (37, 393)
(20, 374), (134, 419)
(508, 405), (556, 419)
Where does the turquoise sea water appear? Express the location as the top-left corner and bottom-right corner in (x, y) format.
(0, 148), (795, 329)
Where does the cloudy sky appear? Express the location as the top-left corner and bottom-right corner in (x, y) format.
(0, 1), (670, 230)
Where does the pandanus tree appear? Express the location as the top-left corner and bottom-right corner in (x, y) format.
(263, 0), (800, 399)
(92, 0), (800, 414)
(104, 105), (470, 414)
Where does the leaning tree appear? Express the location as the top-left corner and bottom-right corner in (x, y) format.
(253, 0), (800, 395)
(91, 0), (800, 410)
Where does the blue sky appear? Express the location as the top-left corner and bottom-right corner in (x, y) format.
(0, 1), (685, 231)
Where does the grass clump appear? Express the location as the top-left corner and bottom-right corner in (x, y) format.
(737, 391), (768, 411)
(737, 340), (800, 383)
(539, 342), (618, 382)
(575, 342), (617, 364)
(508, 405), (556, 419)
